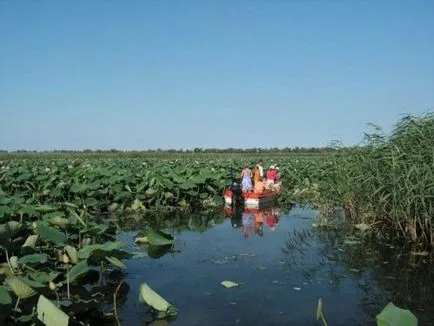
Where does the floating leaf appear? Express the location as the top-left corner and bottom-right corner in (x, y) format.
(0, 286), (12, 305)
(147, 229), (174, 246)
(17, 253), (48, 265)
(139, 283), (172, 312)
(5, 276), (37, 299)
(134, 236), (149, 244)
(37, 294), (69, 326)
(105, 256), (126, 270)
(147, 244), (173, 259)
(131, 252), (148, 259)
(376, 302), (418, 326)
(221, 280), (240, 288)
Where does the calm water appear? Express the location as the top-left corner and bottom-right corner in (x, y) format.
(116, 205), (434, 326)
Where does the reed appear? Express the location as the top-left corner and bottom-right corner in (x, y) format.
(324, 113), (434, 245)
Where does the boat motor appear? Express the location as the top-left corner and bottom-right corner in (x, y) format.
(230, 204), (243, 228)
(230, 178), (244, 208)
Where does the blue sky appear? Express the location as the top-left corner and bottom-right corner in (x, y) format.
(0, 0), (433, 151)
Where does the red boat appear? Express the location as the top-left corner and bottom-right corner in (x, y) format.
(224, 189), (277, 208)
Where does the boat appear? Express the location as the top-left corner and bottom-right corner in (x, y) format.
(223, 206), (273, 216)
(223, 189), (277, 208)
(223, 205), (283, 231)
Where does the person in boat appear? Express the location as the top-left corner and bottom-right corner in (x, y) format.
(242, 212), (254, 239)
(266, 165), (277, 187)
(254, 178), (266, 194)
(272, 166), (282, 192)
(254, 210), (265, 236)
(253, 159), (265, 184)
(241, 165), (253, 192)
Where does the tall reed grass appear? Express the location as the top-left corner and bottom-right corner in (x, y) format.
(325, 112), (434, 245)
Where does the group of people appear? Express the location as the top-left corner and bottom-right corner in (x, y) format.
(242, 208), (282, 238)
(240, 159), (282, 193)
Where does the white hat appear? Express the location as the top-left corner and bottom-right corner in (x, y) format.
(270, 165), (275, 169)
(275, 166), (279, 170)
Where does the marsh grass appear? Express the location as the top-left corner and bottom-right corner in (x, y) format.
(323, 113), (434, 245)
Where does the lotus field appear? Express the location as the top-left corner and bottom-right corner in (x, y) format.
(0, 113), (432, 324)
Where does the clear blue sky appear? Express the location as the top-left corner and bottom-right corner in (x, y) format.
(0, 0), (433, 151)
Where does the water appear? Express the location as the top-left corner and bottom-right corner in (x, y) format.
(116, 205), (434, 326)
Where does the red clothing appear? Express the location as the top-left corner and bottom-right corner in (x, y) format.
(266, 216), (276, 228)
(266, 169), (277, 181)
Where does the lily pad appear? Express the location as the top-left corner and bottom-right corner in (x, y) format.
(221, 280), (240, 288)
(135, 236), (149, 244)
(139, 283), (174, 313)
(376, 302), (417, 326)
(147, 229), (174, 246)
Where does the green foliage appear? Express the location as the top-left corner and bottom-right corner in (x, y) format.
(318, 113), (434, 244)
(376, 302), (418, 326)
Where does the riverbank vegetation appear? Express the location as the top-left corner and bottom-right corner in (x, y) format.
(0, 112), (432, 324)
(311, 113), (433, 246)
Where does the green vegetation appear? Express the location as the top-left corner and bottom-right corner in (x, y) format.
(0, 112), (432, 324)
(313, 113), (434, 246)
(316, 298), (418, 326)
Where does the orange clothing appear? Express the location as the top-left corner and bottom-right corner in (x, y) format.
(254, 180), (265, 194)
(253, 167), (261, 182)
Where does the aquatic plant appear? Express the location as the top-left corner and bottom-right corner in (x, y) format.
(317, 112), (434, 245)
(316, 298), (418, 326)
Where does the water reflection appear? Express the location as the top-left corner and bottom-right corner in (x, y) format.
(282, 226), (434, 325)
(117, 205), (433, 326)
(223, 206), (283, 238)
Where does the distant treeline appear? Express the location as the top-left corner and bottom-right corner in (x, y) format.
(0, 146), (354, 155)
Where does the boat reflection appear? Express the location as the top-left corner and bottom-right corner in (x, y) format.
(224, 205), (282, 238)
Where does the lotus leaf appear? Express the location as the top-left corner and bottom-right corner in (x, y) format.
(67, 260), (90, 283)
(147, 229), (174, 246)
(376, 302), (418, 326)
(17, 253), (48, 265)
(36, 221), (66, 244)
(5, 276), (37, 299)
(0, 286), (12, 305)
(37, 295), (69, 326)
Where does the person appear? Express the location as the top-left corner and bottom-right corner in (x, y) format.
(242, 213), (254, 239)
(272, 166), (282, 192)
(254, 211), (264, 236)
(266, 165), (277, 186)
(241, 165), (253, 192)
(254, 178), (266, 194)
(253, 159), (264, 183)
